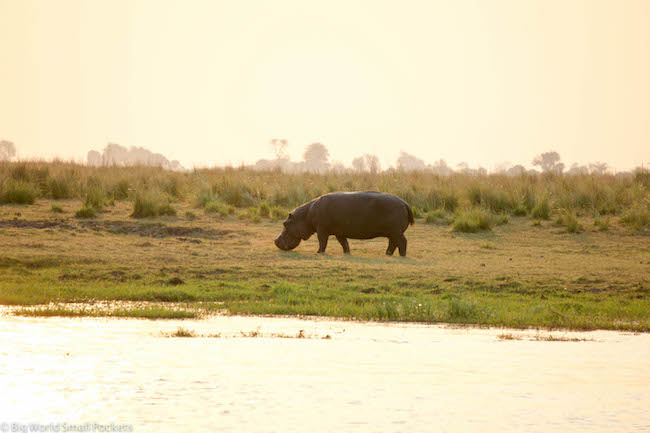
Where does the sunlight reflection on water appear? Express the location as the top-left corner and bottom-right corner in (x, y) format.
(0, 316), (649, 433)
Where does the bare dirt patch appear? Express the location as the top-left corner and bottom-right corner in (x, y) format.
(0, 218), (242, 240)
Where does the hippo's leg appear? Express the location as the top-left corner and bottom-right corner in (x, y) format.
(336, 235), (350, 254)
(386, 238), (397, 256)
(316, 229), (329, 254)
(397, 234), (407, 257)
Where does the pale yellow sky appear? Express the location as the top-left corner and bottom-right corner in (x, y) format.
(0, 0), (648, 170)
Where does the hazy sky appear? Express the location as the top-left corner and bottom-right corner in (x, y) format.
(1, 0), (648, 170)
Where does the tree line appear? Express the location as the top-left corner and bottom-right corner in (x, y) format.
(0, 138), (644, 176)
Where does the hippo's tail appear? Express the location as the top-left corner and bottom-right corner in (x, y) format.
(406, 204), (415, 225)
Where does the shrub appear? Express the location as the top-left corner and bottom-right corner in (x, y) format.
(195, 188), (216, 208)
(47, 176), (74, 199)
(468, 185), (516, 214)
(259, 201), (271, 218)
(216, 181), (257, 207)
(205, 200), (234, 217)
(411, 207), (424, 219)
(441, 191), (460, 213)
(594, 216), (610, 232)
(634, 169), (650, 188)
(557, 210), (583, 233)
(51, 204), (64, 213)
(75, 206), (97, 219)
(620, 205), (650, 231)
(83, 185), (107, 210)
(425, 209), (452, 225)
(452, 208), (502, 233)
(519, 186), (537, 212)
(239, 206), (261, 222)
(10, 164), (30, 182)
(270, 206), (287, 221)
(512, 204), (528, 216)
(0, 180), (39, 204)
(111, 179), (131, 201)
(131, 189), (176, 218)
(158, 175), (184, 199)
(531, 197), (552, 220)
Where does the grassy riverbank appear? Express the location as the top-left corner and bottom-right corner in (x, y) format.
(0, 162), (648, 330)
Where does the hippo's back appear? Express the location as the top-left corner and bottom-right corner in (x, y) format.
(311, 191), (413, 239)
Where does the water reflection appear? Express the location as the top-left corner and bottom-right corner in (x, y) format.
(0, 316), (648, 432)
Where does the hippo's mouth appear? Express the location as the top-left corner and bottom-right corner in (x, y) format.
(274, 233), (301, 251)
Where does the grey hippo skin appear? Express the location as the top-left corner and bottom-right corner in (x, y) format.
(274, 191), (415, 256)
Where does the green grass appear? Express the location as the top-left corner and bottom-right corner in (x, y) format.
(51, 203), (64, 213)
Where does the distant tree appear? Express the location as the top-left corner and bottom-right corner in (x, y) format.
(430, 159), (453, 176)
(506, 165), (526, 176)
(567, 163), (589, 175)
(397, 151), (427, 171)
(303, 142), (330, 172)
(170, 160), (185, 171)
(532, 151), (564, 173)
(351, 156), (365, 172)
(589, 162), (609, 175)
(330, 161), (347, 173)
(456, 162), (471, 174)
(87, 150), (101, 166)
(270, 139), (289, 160)
(92, 143), (184, 170)
(0, 140), (17, 161)
(102, 143), (129, 165)
(352, 154), (381, 173)
(493, 162), (512, 173)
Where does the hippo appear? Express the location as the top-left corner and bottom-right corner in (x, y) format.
(274, 191), (414, 256)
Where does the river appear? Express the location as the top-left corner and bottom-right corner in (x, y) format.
(0, 315), (648, 432)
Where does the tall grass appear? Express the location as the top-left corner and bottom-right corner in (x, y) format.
(1, 161), (649, 232)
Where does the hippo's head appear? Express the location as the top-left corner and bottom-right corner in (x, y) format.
(274, 211), (313, 251)
(274, 230), (302, 251)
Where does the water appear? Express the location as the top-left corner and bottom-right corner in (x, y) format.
(0, 315), (648, 433)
